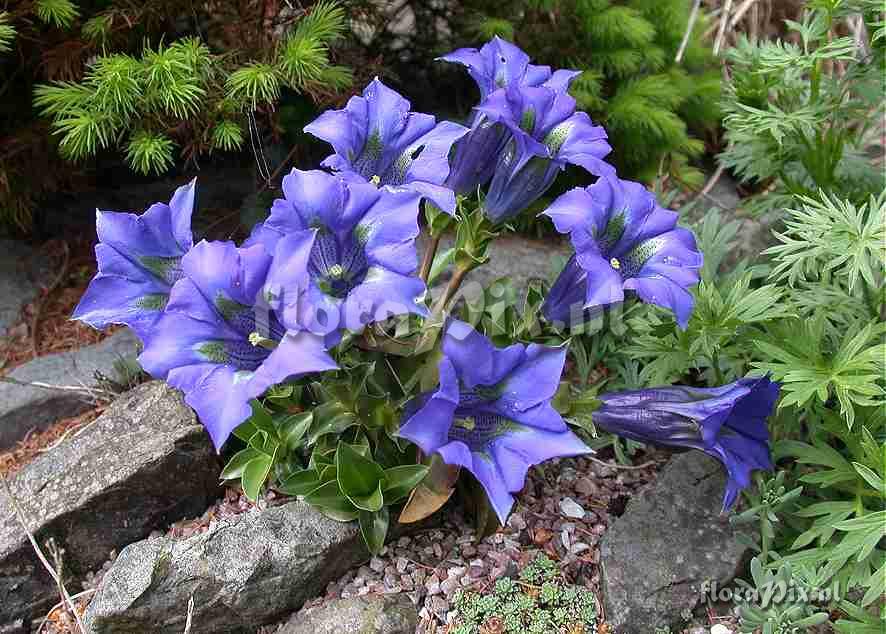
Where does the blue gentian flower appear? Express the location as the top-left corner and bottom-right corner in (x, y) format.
(304, 78), (468, 214)
(138, 240), (338, 450)
(438, 37), (557, 102)
(245, 169), (428, 342)
(72, 179), (196, 340)
(542, 175), (702, 328)
(476, 83), (614, 223)
(592, 376), (779, 511)
(439, 37), (583, 196)
(398, 319), (590, 524)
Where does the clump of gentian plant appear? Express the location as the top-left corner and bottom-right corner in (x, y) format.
(73, 38), (781, 553)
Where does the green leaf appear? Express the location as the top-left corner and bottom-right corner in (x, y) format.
(335, 442), (384, 498)
(250, 400), (277, 436)
(307, 407), (358, 445)
(277, 411), (313, 451)
(241, 454), (273, 501)
(304, 480), (359, 520)
(427, 247), (454, 286)
(359, 507), (389, 555)
(347, 481), (384, 512)
(277, 469), (322, 496)
(220, 448), (262, 480)
(381, 465), (430, 504)
(232, 418), (259, 442)
(852, 462), (886, 497)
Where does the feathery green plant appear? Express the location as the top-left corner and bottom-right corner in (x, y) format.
(720, 0), (886, 217)
(1, 0), (352, 231)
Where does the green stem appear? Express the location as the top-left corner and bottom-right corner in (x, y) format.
(414, 263), (473, 354)
(710, 349), (725, 385)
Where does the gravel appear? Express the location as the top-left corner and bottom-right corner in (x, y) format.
(298, 452), (668, 633)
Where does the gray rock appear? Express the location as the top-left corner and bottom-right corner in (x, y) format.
(599, 452), (751, 633)
(82, 501), (369, 634)
(279, 594), (419, 634)
(0, 329), (139, 449)
(421, 233), (570, 297)
(0, 240), (50, 336)
(0, 382), (219, 625)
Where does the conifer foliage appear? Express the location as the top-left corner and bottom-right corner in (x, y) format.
(0, 0), (352, 230)
(457, 0), (721, 186)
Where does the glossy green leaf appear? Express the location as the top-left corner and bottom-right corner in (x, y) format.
(277, 411), (313, 451)
(241, 454), (273, 501)
(359, 506), (389, 555)
(335, 442), (384, 497)
(319, 464), (337, 482)
(220, 447), (262, 480)
(308, 409), (358, 445)
(232, 418), (259, 442)
(278, 469), (322, 496)
(249, 400), (278, 436)
(381, 464), (430, 504)
(304, 480), (359, 518)
(347, 480), (385, 512)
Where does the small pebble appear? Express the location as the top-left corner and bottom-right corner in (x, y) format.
(369, 557), (385, 573)
(440, 575), (460, 596)
(559, 496), (586, 519)
(425, 574), (441, 595)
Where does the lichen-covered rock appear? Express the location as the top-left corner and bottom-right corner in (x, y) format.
(599, 452), (751, 633)
(82, 501), (369, 634)
(0, 329), (140, 449)
(278, 594), (418, 634)
(0, 381), (219, 626)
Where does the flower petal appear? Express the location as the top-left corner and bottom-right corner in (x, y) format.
(441, 319), (525, 389)
(167, 363), (253, 451)
(496, 343), (567, 412)
(304, 102), (366, 169)
(249, 330), (338, 396)
(398, 357), (460, 454)
(624, 276), (695, 329)
(358, 189), (422, 274)
(181, 241), (272, 332)
(576, 250), (625, 308)
(341, 267), (428, 331)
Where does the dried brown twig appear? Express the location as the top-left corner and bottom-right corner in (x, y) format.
(0, 475), (86, 633)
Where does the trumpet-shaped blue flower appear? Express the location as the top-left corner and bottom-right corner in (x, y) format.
(398, 320), (590, 524)
(476, 83), (614, 223)
(592, 376), (779, 510)
(138, 239), (338, 450)
(245, 169), (429, 341)
(304, 78), (468, 214)
(438, 36), (560, 102)
(72, 180), (196, 340)
(542, 175), (702, 328)
(439, 37), (581, 195)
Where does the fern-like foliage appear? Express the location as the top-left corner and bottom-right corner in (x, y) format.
(719, 4), (885, 216)
(765, 191), (886, 292)
(753, 318), (885, 428)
